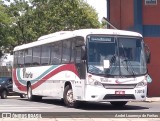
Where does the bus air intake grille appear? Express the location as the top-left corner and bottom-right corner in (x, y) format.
(102, 84), (136, 89)
(103, 94), (135, 100)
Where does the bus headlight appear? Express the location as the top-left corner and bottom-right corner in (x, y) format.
(94, 80), (103, 86)
(88, 75), (103, 86)
(136, 80), (147, 88)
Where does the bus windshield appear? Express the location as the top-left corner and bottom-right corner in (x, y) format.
(87, 36), (147, 77)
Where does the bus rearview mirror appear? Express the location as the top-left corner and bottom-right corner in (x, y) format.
(146, 51), (151, 63)
(144, 44), (151, 64)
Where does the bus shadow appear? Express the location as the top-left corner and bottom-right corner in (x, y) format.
(19, 98), (149, 111)
(18, 98), (66, 106)
(76, 102), (149, 110)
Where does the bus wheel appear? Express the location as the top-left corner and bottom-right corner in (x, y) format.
(27, 84), (33, 101)
(1, 90), (7, 99)
(63, 85), (78, 108)
(110, 101), (127, 107)
(27, 84), (42, 101)
(20, 94), (26, 98)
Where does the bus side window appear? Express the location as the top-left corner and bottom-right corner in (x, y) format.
(24, 48), (32, 66)
(41, 44), (50, 65)
(71, 40), (76, 63)
(75, 38), (84, 63)
(17, 50), (24, 67)
(32, 46), (41, 65)
(13, 51), (18, 68)
(75, 47), (81, 63)
(62, 40), (71, 63)
(51, 42), (62, 64)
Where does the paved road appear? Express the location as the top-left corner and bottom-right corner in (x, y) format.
(0, 96), (160, 121)
(1, 96), (160, 112)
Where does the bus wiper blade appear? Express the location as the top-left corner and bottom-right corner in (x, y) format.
(119, 42), (136, 77)
(122, 59), (135, 77)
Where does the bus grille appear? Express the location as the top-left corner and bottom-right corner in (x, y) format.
(103, 94), (135, 100)
(102, 84), (136, 89)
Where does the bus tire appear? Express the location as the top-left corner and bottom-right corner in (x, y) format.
(27, 84), (42, 101)
(20, 94), (26, 98)
(63, 85), (78, 108)
(110, 101), (127, 107)
(1, 90), (8, 99)
(27, 84), (34, 101)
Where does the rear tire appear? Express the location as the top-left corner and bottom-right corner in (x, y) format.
(1, 90), (7, 99)
(110, 101), (127, 107)
(27, 84), (42, 101)
(63, 85), (78, 108)
(27, 84), (33, 101)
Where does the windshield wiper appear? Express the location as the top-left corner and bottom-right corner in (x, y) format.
(119, 42), (136, 77)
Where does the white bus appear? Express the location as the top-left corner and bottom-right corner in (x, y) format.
(12, 29), (150, 107)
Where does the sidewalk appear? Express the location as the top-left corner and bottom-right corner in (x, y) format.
(145, 97), (160, 102)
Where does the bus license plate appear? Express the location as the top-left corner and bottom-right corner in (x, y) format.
(115, 91), (125, 95)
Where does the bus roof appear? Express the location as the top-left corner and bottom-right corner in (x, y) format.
(13, 29), (142, 51)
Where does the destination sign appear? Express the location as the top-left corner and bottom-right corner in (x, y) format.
(90, 36), (115, 43)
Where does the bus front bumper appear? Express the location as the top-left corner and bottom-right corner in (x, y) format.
(83, 85), (147, 102)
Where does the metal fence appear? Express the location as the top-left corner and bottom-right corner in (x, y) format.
(0, 66), (12, 77)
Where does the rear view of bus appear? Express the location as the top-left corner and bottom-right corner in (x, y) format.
(84, 30), (149, 107)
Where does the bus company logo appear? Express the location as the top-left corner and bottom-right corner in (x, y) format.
(23, 68), (33, 78)
(115, 80), (121, 84)
(115, 79), (133, 84)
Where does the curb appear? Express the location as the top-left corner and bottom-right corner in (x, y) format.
(145, 97), (160, 102)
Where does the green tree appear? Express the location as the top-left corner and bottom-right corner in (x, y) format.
(0, 0), (13, 56)
(28, 0), (100, 41)
(3, 0), (100, 48)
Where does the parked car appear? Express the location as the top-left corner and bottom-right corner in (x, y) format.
(0, 77), (26, 99)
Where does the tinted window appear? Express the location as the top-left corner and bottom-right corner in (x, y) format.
(75, 47), (81, 63)
(62, 40), (71, 63)
(75, 39), (84, 63)
(41, 44), (50, 65)
(18, 51), (24, 67)
(33, 46), (41, 65)
(13, 51), (18, 67)
(51, 42), (62, 64)
(24, 48), (32, 66)
(71, 41), (76, 63)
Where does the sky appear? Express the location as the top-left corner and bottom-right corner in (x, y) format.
(86, 0), (107, 22)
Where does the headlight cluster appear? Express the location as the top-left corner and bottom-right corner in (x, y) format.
(136, 79), (147, 88)
(88, 75), (103, 86)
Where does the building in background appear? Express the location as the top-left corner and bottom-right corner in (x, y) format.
(107, 0), (160, 97)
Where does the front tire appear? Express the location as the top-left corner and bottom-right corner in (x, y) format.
(1, 90), (7, 99)
(63, 85), (78, 108)
(20, 94), (26, 98)
(110, 101), (128, 107)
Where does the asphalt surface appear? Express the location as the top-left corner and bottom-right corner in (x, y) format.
(0, 97), (160, 121)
